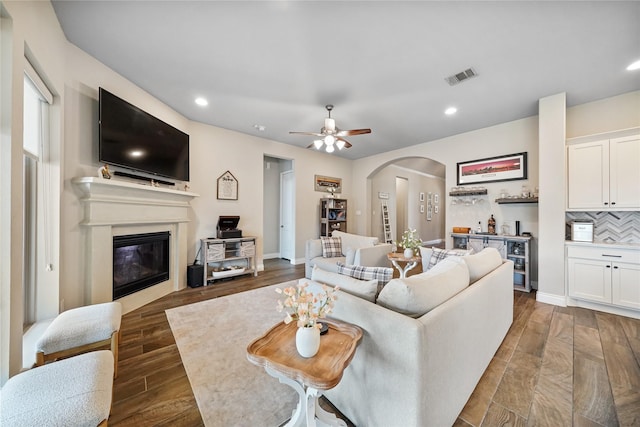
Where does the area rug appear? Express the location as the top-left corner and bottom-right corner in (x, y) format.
(165, 282), (299, 426)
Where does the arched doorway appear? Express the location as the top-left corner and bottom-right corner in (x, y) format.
(368, 157), (446, 246)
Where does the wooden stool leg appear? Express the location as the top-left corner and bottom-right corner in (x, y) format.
(35, 351), (45, 367)
(110, 331), (119, 378)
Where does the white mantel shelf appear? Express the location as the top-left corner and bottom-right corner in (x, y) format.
(72, 177), (199, 227)
(72, 176), (198, 313)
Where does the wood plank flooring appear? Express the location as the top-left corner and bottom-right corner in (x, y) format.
(111, 259), (640, 426)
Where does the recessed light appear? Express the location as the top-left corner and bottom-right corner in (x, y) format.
(627, 60), (640, 71)
(195, 97), (208, 106)
(445, 107), (458, 115)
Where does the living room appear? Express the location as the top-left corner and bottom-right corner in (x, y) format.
(1, 1), (639, 425)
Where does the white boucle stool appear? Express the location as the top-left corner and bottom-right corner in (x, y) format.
(36, 302), (122, 377)
(0, 350), (114, 426)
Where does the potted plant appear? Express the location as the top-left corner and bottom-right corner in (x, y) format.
(395, 228), (421, 258)
(276, 282), (338, 357)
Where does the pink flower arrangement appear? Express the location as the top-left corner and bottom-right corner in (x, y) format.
(276, 282), (338, 328)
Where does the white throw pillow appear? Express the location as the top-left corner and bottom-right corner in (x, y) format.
(376, 257), (470, 317)
(331, 231), (378, 253)
(462, 247), (503, 284)
(311, 265), (378, 302)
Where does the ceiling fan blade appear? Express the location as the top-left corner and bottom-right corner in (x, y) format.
(289, 131), (324, 137)
(337, 137), (353, 149)
(336, 128), (371, 137)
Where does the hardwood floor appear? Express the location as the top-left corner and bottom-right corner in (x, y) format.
(111, 260), (640, 426)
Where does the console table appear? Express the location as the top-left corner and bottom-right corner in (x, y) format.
(247, 319), (362, 427)
(201, 237), (257, 285)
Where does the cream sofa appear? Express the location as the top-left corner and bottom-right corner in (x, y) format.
(305, 230), (393, 278)
(305, 248), (514, 427)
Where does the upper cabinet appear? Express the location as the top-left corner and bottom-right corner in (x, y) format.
(567, 134), (640, 210)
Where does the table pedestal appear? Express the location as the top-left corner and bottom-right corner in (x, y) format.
(266, 367), (346, 427)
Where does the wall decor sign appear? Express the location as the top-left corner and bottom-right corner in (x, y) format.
(419, 192), (425, 202)
(457, 152), (528, 185)
(378, 191), (389, 200)
(427, 192), (433, 221)
(315, 175), (342, 193)
(217, 170), (238, 200)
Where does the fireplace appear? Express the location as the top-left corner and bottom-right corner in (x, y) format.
(113, 232), (170, 299)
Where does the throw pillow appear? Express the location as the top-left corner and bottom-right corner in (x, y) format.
(376, 257), (470, 317)
(462, 247), (503, 284)
(336, 262), (393, 287)
(426, 247), (470, 271)
(321, 236), (342, 258)
(311, 266), (378, 302)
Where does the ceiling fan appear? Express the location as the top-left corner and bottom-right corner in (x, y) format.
(289, 105), (371, 153)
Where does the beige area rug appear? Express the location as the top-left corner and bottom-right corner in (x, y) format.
(166, 282), (299, 426)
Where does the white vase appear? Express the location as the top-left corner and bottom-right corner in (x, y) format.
(296, 325), (321, 358)
(403, 248), (414, 258)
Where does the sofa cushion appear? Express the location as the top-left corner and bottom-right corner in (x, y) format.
(331, 231), (377, 258)
(420, 246), (472, 271)
(462, 247), (503, 284)
(376, 257), (470, 317)
(336, 262), (393, 287)
(311, 266), (378, 302)
(321, 236), (342, 258)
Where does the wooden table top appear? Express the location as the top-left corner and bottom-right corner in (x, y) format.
(246, 318), (363, 390)
(387, 252), (422, 263)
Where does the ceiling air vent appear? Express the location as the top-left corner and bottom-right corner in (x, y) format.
(445, 68), (478, 86)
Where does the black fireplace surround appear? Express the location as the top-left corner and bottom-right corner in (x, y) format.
(113, 231), (170, 299)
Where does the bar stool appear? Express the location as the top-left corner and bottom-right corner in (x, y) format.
(35, 301), (122, 377)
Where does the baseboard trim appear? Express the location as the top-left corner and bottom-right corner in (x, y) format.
(263, 252), (280, 260)
(566, 297), (640, 320)
(293, 257), (305, 265)
(536, 292), (567, 307)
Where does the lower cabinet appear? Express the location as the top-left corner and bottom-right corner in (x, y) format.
(451, 233), (531, 292)
(567, 244), (640, 311)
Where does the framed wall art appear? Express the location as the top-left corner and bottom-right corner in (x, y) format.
(457, 152), (527, 185)
(314, 175), (342, 193)
(217, 170), (238, 200)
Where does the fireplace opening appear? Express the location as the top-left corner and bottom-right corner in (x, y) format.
(113, 231), (170, 299)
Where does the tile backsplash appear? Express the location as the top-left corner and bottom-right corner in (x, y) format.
(566, 211), (640, 243)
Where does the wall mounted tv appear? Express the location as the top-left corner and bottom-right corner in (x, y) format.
(99, 87), (189, 181)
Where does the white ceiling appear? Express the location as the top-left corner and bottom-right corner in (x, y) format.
(51, 1), (640, 160)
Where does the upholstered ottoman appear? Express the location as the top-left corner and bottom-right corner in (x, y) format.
(36, 302), (122, 377)
(0, 350), (114, 426)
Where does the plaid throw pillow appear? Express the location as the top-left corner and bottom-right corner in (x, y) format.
(427, 247), (467, 270)
(321, 236), (343, 258)
(337, 262), (393, 286)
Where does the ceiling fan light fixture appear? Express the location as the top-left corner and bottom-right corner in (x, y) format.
(336, 140), (346, 150)
(313, 139), (324, 149)
(324, 135), (335, 145)
(325, 145), (335, 153)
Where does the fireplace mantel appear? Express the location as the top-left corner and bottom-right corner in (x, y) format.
(72, 177), (199, 313)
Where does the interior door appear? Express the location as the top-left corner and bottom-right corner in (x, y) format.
(280, 170), (295, 261)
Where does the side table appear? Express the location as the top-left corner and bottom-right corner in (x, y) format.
(387, 252), (421, 278)
(247, 319), (362, 427)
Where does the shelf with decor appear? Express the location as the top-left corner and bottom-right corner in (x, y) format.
(201, 237), (257, 285)
(495, 197), (538, 204)
(320, 198), (347, 237)
(449, 189), (488, 197)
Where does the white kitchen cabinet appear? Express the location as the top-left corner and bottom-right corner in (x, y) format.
(567, 134), (640, 210)
(567, 244), (640, 311)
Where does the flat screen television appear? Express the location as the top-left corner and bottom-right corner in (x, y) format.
(99, 87), (190, 181)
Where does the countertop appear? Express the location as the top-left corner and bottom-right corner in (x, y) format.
(565, 240), (640, 250)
